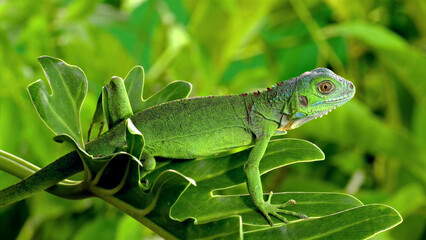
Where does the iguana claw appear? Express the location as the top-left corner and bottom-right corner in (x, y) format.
(259, 191), (309, 226)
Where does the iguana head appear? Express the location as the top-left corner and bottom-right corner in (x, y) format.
(281, 68), (355, 130)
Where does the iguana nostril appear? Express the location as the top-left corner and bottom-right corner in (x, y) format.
(349, 82), (354, 89)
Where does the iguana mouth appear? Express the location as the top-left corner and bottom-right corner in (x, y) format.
(280, 120), (294, 131)
(313, 107), (335, 119)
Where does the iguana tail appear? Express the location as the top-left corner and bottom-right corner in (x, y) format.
(0, 150), (89, 206)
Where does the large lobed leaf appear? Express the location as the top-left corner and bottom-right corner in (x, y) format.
(27, 56), (87, 147)
(124, 66), (192, 113)
(163, 138), (326, 225)
(88, 66), (192, 140)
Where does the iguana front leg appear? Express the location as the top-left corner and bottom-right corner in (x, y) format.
(137, 151), (156, 190)
(244, 124), (308, 225)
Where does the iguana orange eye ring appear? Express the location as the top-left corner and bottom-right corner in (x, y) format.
(318, 81), (334, 94)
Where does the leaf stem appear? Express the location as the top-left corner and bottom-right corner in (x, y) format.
(0, 150), (40, 179)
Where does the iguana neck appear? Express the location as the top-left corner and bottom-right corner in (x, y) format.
(248, 77), (298, 128)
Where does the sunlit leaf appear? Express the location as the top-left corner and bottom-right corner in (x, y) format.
(27, 56), (87, 148)
(155, 138), (326, 224)
(88, 67), (191, 140)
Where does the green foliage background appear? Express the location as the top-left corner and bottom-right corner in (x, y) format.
(0, 0), (425, 239)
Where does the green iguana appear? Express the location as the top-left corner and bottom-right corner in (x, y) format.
(87, 67), (355, 225)
(1, 67), (355, 226)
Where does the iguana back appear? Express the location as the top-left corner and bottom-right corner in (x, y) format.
(134, 94), (256, 158)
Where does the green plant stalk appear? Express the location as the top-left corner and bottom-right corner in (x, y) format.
(0, 150), (40, 179)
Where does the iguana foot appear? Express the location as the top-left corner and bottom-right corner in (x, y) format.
(258, 191), (308, 226)
(139, 153), (156, 191)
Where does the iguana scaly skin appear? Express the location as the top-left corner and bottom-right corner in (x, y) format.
(84, 67), (355, 225)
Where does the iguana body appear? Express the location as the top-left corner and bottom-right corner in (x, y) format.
(84, 68), (355, 225)
(89, 94), (252, 158)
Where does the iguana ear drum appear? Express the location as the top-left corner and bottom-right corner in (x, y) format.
(298, 95), (308, 107)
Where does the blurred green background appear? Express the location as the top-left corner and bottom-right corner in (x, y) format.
(0, 0), (425, 239)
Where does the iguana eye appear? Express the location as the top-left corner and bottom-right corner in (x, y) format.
(318, 81), (334, 94)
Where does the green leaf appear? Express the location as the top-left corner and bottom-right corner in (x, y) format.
(54, 123), (240, 239)
(114, 159), (242, 239)
(53, 134), (142, 189)
(244, 204), (402, 239)
(239, 192), (362, 225)
(136, 138), (400, 238)
(27, 56), (87, 148)
(88, 67), (192, 141)
(152, 138), (326, 224)
(171, 192), (362, 226)
(81, 138), (323, 239)
(124, 66), (192, 113)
